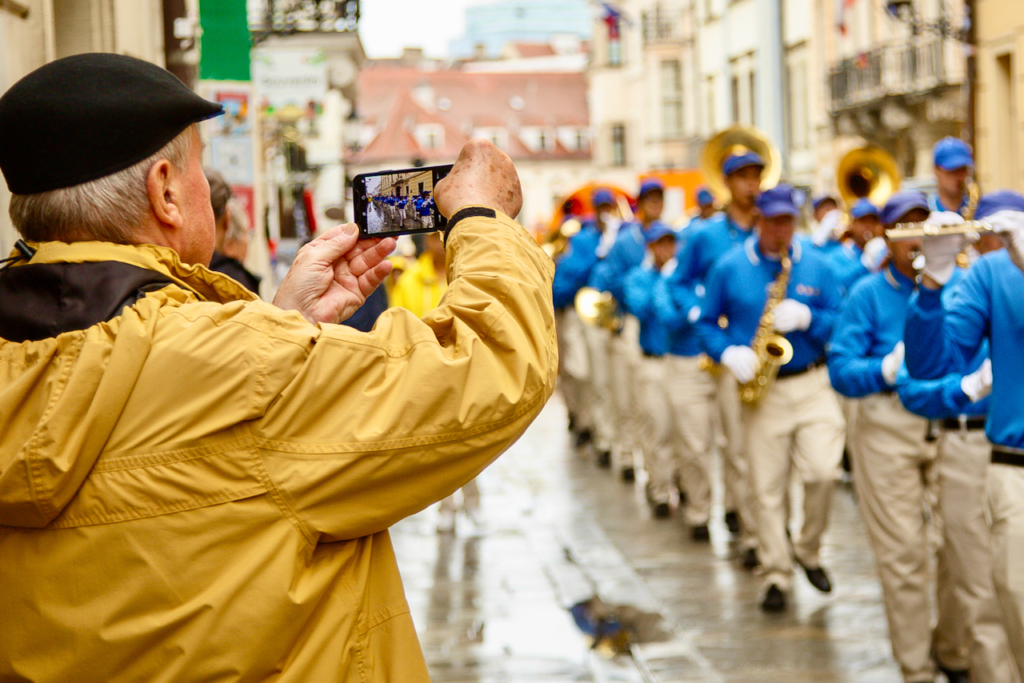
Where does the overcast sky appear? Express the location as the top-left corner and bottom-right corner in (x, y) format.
(359, 0), (489, 59)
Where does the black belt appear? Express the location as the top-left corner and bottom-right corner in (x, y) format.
(777, 357), (825, 379)
(992, 446), (1024, 468)
(643, 351), (664, 359)
(941, 416), (987, 431)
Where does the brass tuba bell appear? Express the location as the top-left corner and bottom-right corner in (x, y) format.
(574, 287), (623, 333)
(700, 125), (782, 203)
(836, 146), (901, 208)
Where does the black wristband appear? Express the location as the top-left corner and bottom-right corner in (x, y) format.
(444, 207), (497, 245)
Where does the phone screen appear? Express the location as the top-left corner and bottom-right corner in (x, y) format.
(353, 165), (453, 237)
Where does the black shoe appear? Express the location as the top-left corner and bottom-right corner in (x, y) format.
(937, 663), (970, 683)
(652, 502), (671, 519)
(691, 524), (710, 542)
(621, 466), (635, 482)
(761, 584), (787, 612)
(574, 428), (593, 448)
(740, 547), (760, 570)
(724, 510), (741, 535)
(597, 450), (611, 468)
(802, 565), (833, 593)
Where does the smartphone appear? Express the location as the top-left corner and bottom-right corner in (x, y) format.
(353, 165), (453, 237)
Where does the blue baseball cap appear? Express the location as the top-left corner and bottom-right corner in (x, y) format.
(592, 188), (614, 207)
(755, 184), (800, 218)
(933, 137), (974, 171)
(975, 190), (1024, 220)
(645, 223), (676, 244)
(696, 187), (714, 206)
(639, 178), (665, 198)
(811, 193), (838, 211)
(881, 191), (930, 225)
(723, 151), (765, 177)
(850, 198), (880, 220)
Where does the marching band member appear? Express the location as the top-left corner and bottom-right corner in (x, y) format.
(677, 186), (718, 231)
(825, 199), (888, 293)
(828, 191), (968, 682)
(667, 152), (764, 565)
(929, 138), (974, 214)
(906, 191), (1024, 678)
(809, 193), (844, 255)
(698, 184), (844, 611)
(553, 189), (621, 459)
(589, 179), (667, 481)
(895, 226), (1014, 683)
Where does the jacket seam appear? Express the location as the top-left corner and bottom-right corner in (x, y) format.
(92, 437), (253, 472)
(48, 484), (266, 528)
(252, 387), (546, 455)
(245, 423), (319, 546)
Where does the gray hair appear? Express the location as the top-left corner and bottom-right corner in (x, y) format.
(225, 199), (250, 243)
(9, 125), (195, 244)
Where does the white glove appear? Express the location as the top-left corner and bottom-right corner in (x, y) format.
(772, 299), (812, 333)
(920, 212), (967, 285)
(721, 345), (759, 384)
(812, 209), (844, 247)
(986, 210), (1024, 275)
(960, 358), (993, 403)
(860, 237), (888, 272)
(881, 341), (904, 386)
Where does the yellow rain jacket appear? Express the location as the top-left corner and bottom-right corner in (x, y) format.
(389, 252), (447, 316)
(0, 210), (556, 682)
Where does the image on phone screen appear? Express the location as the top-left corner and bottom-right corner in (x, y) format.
(354, 165), (453, 237)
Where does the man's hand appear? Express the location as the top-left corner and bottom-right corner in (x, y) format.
(860, 237), (888, 272)
(273, 223), (396, 325)
(985, 209), (1024, 275)
(772, 299), (812, 333)
(961, 358), (993, 403)
(721, 345), (759, 384)
(434, 138), (523, 219)
(919, 212), (967, 288)
(881, 341), (904, 386)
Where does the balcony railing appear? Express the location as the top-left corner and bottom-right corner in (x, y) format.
(249, 0), (359, 41)
(829, 36), (963, 112)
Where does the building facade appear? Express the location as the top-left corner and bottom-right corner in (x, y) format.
(448, 0), (591, 60)
(975, 0), (1024, 193)
(0, 0), (165, 255)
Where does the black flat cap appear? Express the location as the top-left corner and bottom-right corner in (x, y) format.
(0, 53), (223, 195)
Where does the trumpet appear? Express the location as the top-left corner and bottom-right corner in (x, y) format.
(885, 220), (994, 241)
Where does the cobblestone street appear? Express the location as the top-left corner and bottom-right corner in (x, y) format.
(391, 390), (904, 683)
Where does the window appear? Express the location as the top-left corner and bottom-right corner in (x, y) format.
(576, 129), (587, 150)
(786, 59), (809, 151)
(612, 125), (627, 166)
(705, 76), (716, 132)
(731, 74), (740, 123)
(661, 60), (683, 138)
(993, 52), (1018, 187)
(414, 124), (444, 150)
(538, 129), (548, 151)
(748, 71), (756, 126)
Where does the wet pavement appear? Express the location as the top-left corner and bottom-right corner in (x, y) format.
(390, 390), (904, 682)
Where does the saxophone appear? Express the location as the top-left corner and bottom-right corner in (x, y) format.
(738, 252), (795, 407)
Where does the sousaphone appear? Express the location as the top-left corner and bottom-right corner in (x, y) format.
(700, 125), (782, 203)
(836, 146), (901, 208)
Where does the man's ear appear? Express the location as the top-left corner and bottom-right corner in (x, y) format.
(146, 159), (184, 230)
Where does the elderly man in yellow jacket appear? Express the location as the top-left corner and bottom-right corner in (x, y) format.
(0, 54), (556, 683)
(390, 230), (482, 532)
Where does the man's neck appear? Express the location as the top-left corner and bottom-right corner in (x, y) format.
(938, 189), (965, 213)
(639, 213), (657, 228)
(727, 203), (756, 230)
(893, 260), (917, 282)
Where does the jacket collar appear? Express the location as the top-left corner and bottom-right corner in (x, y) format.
(14, 240), (258, 305)
(883, 263), (916, 291)
(745, 235), (802, 266)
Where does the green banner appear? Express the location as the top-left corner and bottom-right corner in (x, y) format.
(199, 0), (251, 81)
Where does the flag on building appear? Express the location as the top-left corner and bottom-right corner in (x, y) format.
(836, 0), (860, 34)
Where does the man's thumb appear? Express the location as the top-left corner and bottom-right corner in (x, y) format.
(308, 224), (358, 264)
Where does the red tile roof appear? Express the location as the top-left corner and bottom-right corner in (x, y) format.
(509, 42), (557, 58)
(348, 65), (590, 165)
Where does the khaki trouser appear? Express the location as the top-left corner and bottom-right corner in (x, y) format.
(853, 393), (963, 682)
(988, 462), (1024, 679)
(556, 309), (593, 435)
(439, 477), (480, 513)
(580, 322), (616, 454)
(938, 427), (1018, 683)
(607, 316), (644, 473)
(743, 366), (845, 591)
(716, 369), (758, 549)
(640, 355), (716, 525)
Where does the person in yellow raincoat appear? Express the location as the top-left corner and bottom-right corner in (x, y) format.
(0, 54), (555, 683)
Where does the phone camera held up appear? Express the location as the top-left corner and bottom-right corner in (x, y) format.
(354, 164), (453, 238)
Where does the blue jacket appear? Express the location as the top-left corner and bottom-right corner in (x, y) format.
(826, 242), (869, 294)
(552, 222), (602, 309)
(588, 221), (666, 305)
(697, 236), (840, 370)
(652, 265), (702, 357)
(895, 349), (990, 420)
(906, 249), (1024, 448)
(624, 262), (669, 356)
(670, 213), (754, 288)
